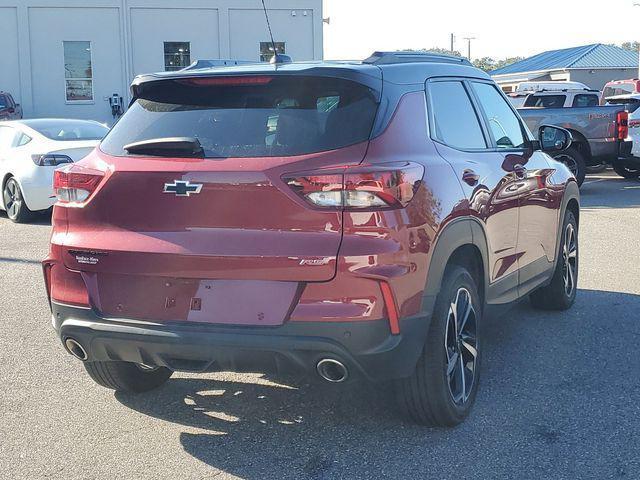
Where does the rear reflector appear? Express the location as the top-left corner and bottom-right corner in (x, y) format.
(284, 162), (424, 210)
(54, 164), (104, 204)
(48, 263), (90, 307)
(380, 282), (400, 335)
(178, 76), (273, 86)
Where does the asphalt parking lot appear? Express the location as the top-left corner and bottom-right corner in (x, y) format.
(1, 171), (639, 480)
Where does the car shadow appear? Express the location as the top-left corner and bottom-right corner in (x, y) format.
(0, 208), (51, 225)
(115, 288), (640, 479)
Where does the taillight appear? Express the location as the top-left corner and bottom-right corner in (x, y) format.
(617, 111), (629, 140)
(53, 164), (104, 204)
(32, 154), (73, 166)
(284, 162), (424, 210)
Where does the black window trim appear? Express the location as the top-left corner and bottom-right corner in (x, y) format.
(571, 93), (599, 108)
(425, 76), (493, 153)
(466, 78), (533, 153)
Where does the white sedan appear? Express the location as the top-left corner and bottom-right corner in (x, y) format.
(0, 119), (108, 222)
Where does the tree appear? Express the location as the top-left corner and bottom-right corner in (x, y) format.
(474, 56), (524, 72)
(473, 57), (497, 71)
(620, 41), (640, 53)
(399, 47), (463, 57)
(396, 49), (524, 73)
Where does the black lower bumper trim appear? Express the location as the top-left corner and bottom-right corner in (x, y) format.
(52, 303), (432, 382)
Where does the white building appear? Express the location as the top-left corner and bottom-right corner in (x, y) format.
(0, 0), (323, 123)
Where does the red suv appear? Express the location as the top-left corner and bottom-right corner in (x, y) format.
(43, 52), (580, 426)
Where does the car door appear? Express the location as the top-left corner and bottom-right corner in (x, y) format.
(426, 79), (522, 302)
(468, 80), (557, 291)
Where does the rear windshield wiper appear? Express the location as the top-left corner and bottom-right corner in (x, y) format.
(123, 137), (204, 157)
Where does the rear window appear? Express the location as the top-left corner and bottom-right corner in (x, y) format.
(572, 94), (599, 107)
(523, 94), (566, 108)
(603, 82), (637, 99)
(25, 120), (108, 141)
(100, 76), (379, 158)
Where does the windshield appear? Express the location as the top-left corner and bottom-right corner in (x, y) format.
(100, 76), (379, 158)
(25, 119), (108, 141)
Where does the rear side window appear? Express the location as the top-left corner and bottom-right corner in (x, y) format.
(17, 133), (32, 146)
(0, 95), (7, 109)
(428, 81), (487, 150)
(471, 82), (526, 149)
(100, 76), (379, 158)
(572, 94), (599, 107)
(523, 94), (566, 108)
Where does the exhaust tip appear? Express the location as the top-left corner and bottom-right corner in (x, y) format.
(64, 338), (88, 361)
(316, 358), (348, 383)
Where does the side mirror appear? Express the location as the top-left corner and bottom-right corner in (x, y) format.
(7, 108), (15, 114)
(538, 125), (572, 152)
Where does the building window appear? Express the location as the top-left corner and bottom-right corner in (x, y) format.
(260, 42), (285, 62)
(64, 41), (93, 102)
(164, 42), (191, 71)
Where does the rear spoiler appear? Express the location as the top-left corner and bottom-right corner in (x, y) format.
(181, 59), (256, 71)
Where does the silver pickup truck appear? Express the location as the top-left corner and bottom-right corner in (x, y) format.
(518, 103), (635, 186)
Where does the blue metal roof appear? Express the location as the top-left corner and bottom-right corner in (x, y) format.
(491, 44), (638, 76)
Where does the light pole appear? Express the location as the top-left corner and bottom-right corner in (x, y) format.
(635, 3), (640, 78)
(464, 37), (476, 61)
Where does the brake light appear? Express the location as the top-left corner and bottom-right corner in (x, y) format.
(53, 164), (104, 204)
(617, 111), (629, 140)
(179, 76), (273, 86)
(284, 162), (424, 210)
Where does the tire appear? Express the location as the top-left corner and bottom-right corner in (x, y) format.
(530, 210), (578, 311)
(612, 162), (640, 179)
(553, 147), (586, 187)
(84, 361), (173, 393)
(395, 265), (481, 426)
(2, 177), (32, 223)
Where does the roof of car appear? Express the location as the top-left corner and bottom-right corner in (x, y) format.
(131, 53), (491, 92)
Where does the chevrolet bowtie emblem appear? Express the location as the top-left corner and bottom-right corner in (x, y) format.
(163, 180), (203, 196)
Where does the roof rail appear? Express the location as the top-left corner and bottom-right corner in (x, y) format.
(363, 51), (472, 66)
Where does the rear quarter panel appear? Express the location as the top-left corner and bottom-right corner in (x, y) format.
(338, 90), (467, 319)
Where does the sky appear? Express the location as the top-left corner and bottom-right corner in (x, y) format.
(323, 0), (640, 61)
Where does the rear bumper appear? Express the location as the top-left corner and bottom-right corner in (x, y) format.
(52, 301), (431, 382)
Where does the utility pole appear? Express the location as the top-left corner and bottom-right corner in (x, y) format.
(464, 37), (476, 61)
(450, 33), (455, 54)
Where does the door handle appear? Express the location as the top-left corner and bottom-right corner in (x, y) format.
(513, 163), (527, 179)
(462, 169), (480, 186)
